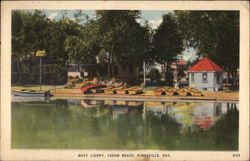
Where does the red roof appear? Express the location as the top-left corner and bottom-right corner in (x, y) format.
(188, 57), (224, 72)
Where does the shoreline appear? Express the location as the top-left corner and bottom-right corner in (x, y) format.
(49, 89), (239, 102)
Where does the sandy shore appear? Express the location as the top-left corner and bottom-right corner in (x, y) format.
(50, 89), (239, 102)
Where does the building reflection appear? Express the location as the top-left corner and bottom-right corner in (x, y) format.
(68, 99), (238, 132)
(143, 101), (238, 131)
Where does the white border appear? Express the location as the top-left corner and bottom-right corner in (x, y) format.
(1, 1), (249, 161)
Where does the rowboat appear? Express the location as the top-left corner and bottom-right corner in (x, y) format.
(11, 89), (50, 97)
(81, 84), (106, 94)
(190, 88), (203, 96)
(166, 88), (178, 96)
(177, 88), (189, 96)
(128, 87), (143, 95)
(89, 88), (104, 93)
(105, 86), (124, 94)
(154, 87), (167, 96)
(116, 88), (129, 95)
(103, 87), (115, 94)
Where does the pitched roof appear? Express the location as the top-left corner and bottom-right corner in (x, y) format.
(188, 57), (224, 72)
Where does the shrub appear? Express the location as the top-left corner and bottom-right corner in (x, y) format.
(148, 68), (161, 82)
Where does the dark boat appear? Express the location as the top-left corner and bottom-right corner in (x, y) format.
(81, 84), (106, 94)
(11, 89), (50, 97)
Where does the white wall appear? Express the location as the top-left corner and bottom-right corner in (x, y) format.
(189, 71), (223, 91)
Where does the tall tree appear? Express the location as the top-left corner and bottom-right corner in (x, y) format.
(175, 11), (239, 85)
(64, 20), (100, 64)
(12, 10), (50, 58)
(151, 13), (184, 86)
(96, 10), (150, 77)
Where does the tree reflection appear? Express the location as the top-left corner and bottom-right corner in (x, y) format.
(12, 100), (239, 150)
(114, 105), (144, 148)
(145, 110), (181, 149)
(12, 100), (71, 148)
(208, 103), (239, 150)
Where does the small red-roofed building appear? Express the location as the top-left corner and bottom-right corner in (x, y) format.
(188, 57), (224, 91)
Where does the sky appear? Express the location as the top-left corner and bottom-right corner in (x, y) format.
(24, 10), (196, 61)
(41, 10), (171, 29)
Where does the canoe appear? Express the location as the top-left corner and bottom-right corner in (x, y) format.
(177, 88), (189, 96)
(116, 88), (129, 95)
(81, 84), (106, 94)
(166, 88), (177, 96)
(11, 89), (50, 97)
(191, 91), (203, 96)
(154, 87), (166, 96)
(101, 87), (113, 94)
(89, 88), (104, 93)
(128, 88), (143, 95)
(112, 87), (124, 94)
(190, 88), (203, 96)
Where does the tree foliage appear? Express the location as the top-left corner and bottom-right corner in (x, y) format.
(175, 11), (239, 74)
(96, 10), (150, 66)
(12, 10), (50, 58)
(148, 68), (161, 82)
(12, 10), (239, 86)
(64, 20), (100, 64)
(151, 13), (184, 85)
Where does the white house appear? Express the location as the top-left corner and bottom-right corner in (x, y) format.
(188, 57), (224, 91)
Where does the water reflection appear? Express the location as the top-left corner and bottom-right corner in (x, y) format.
(12, 99), (238, 150)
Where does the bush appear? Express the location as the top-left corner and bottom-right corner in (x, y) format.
(148, 68), (161, 82)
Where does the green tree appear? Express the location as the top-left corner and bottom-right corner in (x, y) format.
(148, 68), (161, 82)
(12, 10), (88, 84)
(12, 10), (50, 58)
(151, 13), (184, 86)
(96, 10), (150, 77)
(175, 11), (239, 86)
(64, 19), (101, 65)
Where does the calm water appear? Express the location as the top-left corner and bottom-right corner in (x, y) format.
(12, 99), (239, 150)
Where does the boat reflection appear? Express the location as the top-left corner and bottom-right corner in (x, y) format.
(12, 99), (239, 150)
(71, 99), (238, 132)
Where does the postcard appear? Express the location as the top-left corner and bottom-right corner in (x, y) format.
(1, 1), (249, 161)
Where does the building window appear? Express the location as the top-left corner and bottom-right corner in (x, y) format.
(202, 73), (208, 83)
(191, 73), (194, 82)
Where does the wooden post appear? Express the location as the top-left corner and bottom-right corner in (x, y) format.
(143, 61), (146, 87)
(36, 50), (46, 91)
(39, 57), (42, 91)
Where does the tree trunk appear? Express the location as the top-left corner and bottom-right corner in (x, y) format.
(167, 63), (172, 86)
(163, 63), (167, 83)
(232, 71), (235, 87)
(107, 63), (110, 78)
(107, 50), (112, 78)
(226, 72), (229, 85)
(233, 71), (238, 87)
